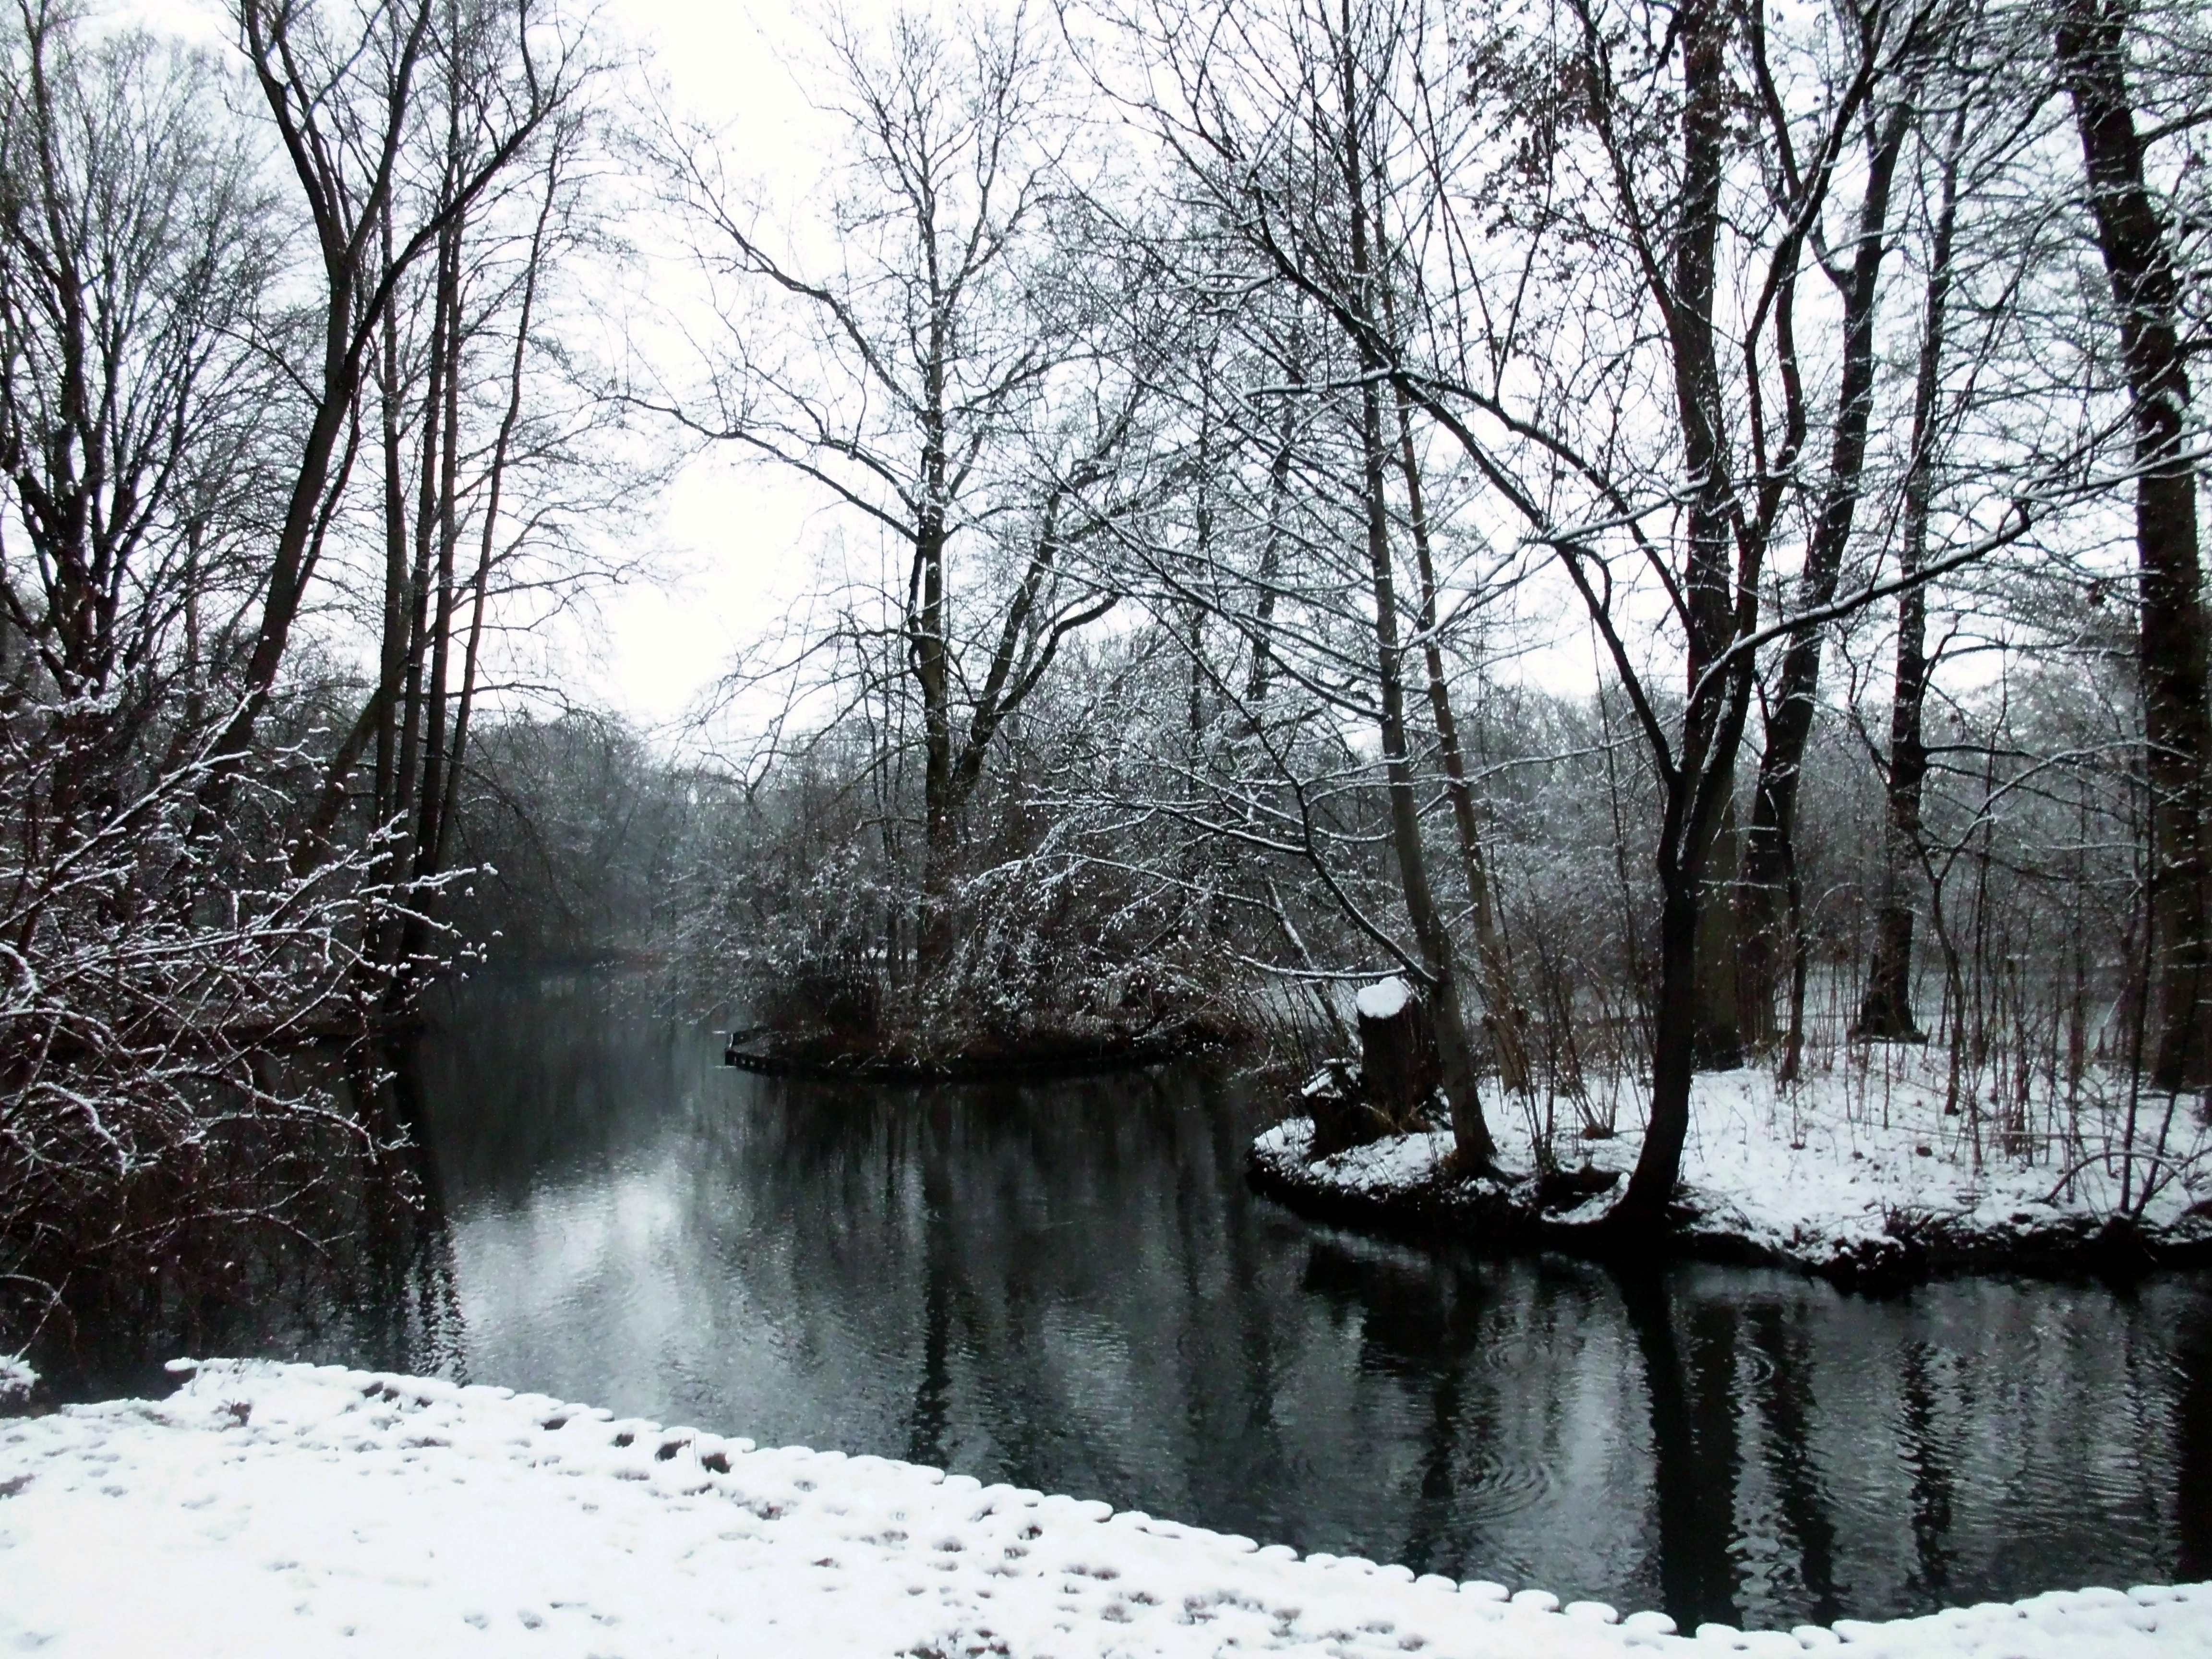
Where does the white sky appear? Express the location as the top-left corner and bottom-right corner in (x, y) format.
(582, 0), (898, 735)
(585, 0), (1601, 740)
(100, 0), (1635, 749)
(574, 1), (1657, 740)
(117, 0), (912, 736)
(100, 0), (2037, 749)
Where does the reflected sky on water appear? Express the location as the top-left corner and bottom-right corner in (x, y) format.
(87, 978), (2212, 1631)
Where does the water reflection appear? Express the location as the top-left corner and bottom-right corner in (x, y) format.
(20, 1057), (464, 1403)
(55, 981), (2212, 1631)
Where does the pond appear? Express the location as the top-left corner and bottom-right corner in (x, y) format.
(59, 979), (2212, 1630)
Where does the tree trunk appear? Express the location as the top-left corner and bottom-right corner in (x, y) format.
(1341, 0), (1493, 1167)
(389, 197), (466, 1004)
(412, 216), (465, 887)
(2059, 0), (2212, 1088)
(1738, 99), (1911, 1046)
(373, 266), (444, 974)
(1671, 0), (1741, 1075)
(1858, 106), (1964, 1041)
(1619, 873), (1701, 1227)
(914, 494), (955, 973)
(1243, 320), (1298, 711)
(1393, 382), (1531, 1096)
(1360, 349), (1491, 1164)
(1357, 977), (1442, 1125)
(1694, 802), (1743, 1068)
(374, 207), (407, 831)
(433, 145), (557, 881)
(1617, 0), (1747, 1215)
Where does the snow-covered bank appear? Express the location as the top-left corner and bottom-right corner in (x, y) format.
(0, 1361), (2207, 1657)
(1253, 1058), (2212, 1283)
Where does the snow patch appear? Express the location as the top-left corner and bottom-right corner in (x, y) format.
(1355, 976), (1412, 1020)
(0, 1360), (2205, 1655)
(0, 1355), (33, 1411)
(1257, 1048), (2212, 1277)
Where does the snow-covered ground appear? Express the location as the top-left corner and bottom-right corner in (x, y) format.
(1255, 1050), (2212, 1278)
(0, 1358), (2206, 1658)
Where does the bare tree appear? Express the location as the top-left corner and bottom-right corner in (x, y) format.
(2055, 0), (2212, 1089)
(203, 0), (579, 808)
(0, 4), (435, 1329)
(655, 7), (1134, 979)
(1734, 73), (1921, 1053)
(1857, 92), (1972, 1042)
(0, 2), (282, 782)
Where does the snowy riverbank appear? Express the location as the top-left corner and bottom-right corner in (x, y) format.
(1, 1359), (2208, 1656)
(1252, 1055), (2212, 1283)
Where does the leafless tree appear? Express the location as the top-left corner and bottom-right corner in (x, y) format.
(204, 0), (582, 809)
(2055, 0), (2212, 1088)
(653, 6), (1143, 981)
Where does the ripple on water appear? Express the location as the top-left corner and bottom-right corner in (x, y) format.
(1453, 1443), (1559, 1523)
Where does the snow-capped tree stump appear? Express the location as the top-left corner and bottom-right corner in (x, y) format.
(1356, 976), (1440, 1130)
(1304, 1060), (1369, 1158)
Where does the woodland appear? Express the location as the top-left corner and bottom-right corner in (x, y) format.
(5, 0), (2212, 1334)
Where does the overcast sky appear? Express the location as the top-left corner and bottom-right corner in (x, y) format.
(103, 0), (1618, 742)
(586, 0), (892, 734)
(120, 0), (912, 734)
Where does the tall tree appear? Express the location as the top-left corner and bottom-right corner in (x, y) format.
(1857, 99), (1969, 1042)
(1736, 86), (1918, 1051)
(203, 0), (576, 812)
(0, 2), (280, 785)
(2056, 0), (2212, 1089)
(658, 8), (1129, 977)
(1334, 0), (1494, 1162)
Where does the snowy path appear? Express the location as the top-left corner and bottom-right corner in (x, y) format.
(0, 1360), (2205, 1658)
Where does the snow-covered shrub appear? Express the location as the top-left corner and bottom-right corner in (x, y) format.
(0, 707), (435, 1340)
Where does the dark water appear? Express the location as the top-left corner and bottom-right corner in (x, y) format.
(76, 982), (2212, 1629)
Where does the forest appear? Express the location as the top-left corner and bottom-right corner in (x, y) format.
(5, 0), (2212, 1340)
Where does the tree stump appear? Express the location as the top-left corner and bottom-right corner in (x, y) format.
(1304, 1059), (1368, 1158)
(1356, 976), (1440, 1130)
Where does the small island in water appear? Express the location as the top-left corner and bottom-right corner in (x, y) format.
(5, 0), (2211, 1646)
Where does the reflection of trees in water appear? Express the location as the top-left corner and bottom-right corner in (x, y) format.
(359, 1044), (467, 1380)
(906, 1124), (954, 1469)
(1617, 1282), (1848, 1629)
(753, 1086), (1646, 1575)
(409, 980), (694, 1202)
(1297, 1237), (1487, 1574)
(1899, 1340), (1959, 1601)
(1742, 1305), (1840, 1623)
(45, 977), (2204, 1634)
(381, 991), (2212, 1630)
(20, 1039), (463, 1400)
(2183, 1322), (2212, 1580)
(684, 1065), (1301, 1509)
(1613, 1270), (2212, 1630)
(701, 1071), (2211, 1624)
(1620, 1269), (1740, 1627)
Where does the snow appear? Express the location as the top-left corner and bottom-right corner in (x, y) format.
(1355, 976), (1412, 1021)
(0, 1358), (2206, 1657)
(0, 1356), (33, 1412)
(1641, 1061), (2209, 1266)
(1274, 1121), (1458, 1193)
(1253, 1047), (2212, 1276)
